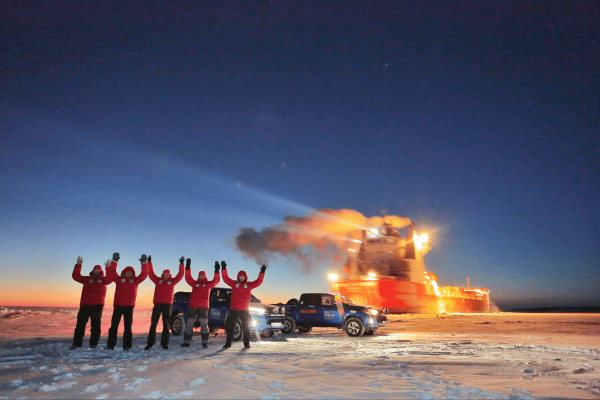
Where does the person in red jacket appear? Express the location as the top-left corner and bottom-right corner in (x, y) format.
(104, 253), (149, 351)
(181, 260), (220, 348)
(221, 261), (266, 349)
(70, 254), (116, 350)
(145, 256), (185, 350)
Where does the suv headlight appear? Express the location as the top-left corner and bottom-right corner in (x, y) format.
(272, 307), (280, 315)
(249, 307), (265, 315)
(369, 309), (378, 316)
(281, 306), (285, 314)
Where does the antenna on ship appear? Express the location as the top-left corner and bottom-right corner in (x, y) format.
(467, 277), (470, 289)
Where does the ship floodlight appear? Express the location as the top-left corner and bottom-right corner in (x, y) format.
(420, 233), (429, 243)
(370, 228), (378, 234)
(328, 273), (338, 281)
(368, 272), (377, 277)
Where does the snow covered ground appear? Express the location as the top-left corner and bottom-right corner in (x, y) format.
(0, 310), (598, 399)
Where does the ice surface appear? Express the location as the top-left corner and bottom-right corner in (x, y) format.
(0, 312), (598, 399)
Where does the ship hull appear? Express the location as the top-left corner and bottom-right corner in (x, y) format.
(336, 279), (490, 314)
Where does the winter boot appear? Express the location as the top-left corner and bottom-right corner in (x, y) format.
(144, 344), (153, 351)
(202, 343), (208, 349)
(180, 343), (190, 348)
(161, 344), (168, 350)
(222, 342), (231, 349)
(69, 345), (79, 351)
(123, 347), (131, 352)
(104, 346), (114, 350)
(90, 345), (97, 349)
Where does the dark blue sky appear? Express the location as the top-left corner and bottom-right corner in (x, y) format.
(1, 1), (598, 308)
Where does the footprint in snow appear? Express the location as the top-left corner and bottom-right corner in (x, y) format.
(243, 374), (258, 380)
(124, 377), (151, 392)
(267, 381), (284, 390)
(82, 383), (107, 393)
(190, 377), (205, 387)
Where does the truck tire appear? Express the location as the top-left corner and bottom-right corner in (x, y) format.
(286, 298), (299, 306)
(232, 319), (243, 341)
(281, 317), (296, 334)
(260, 331), (278, 338)
(171, 315), (185, 335)
(344, 318), (365, 337)
(297, 326), (313, 334)
(364, 328), (376, 335)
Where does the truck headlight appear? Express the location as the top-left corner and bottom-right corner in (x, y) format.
(249, 307), (265, 315)
(272, 307), (279, 314)
(251, 319), (258, 327)
(370, 309), (378, 316)
(280, 306), (285, 314)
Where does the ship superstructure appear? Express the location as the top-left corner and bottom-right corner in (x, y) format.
(334, 222), (490, 313)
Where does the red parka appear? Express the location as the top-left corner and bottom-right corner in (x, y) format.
(148, 262), (184, 305)
(222, 269), (264, 311)
(72, 264), (114, 306)
(185, 269), (220, 309)
(106, 261), (148, 307)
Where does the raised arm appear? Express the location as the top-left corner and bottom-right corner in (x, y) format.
(184, 268), (195, 287)
(209, 262), (221, 288)
(72, 257), (87, 284)
(220, 261), (236, 287)
(172, 259), (185, 284)
(246, 265), (267, 290)
(104, 259), (119, 283)
(148, 259), (159, 284)
(134, 254), (149, 284)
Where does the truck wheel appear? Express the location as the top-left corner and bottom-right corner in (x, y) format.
(344, 318), (365, 337)
(171, 315), (185, 335)
(260, 331), (274, 338)
(232, 319), (243, 341)
(281, 317), (296, 334)
(364, 328), (376, 336)
(297, 326), (313, 334)
(209, 327), (219, 333)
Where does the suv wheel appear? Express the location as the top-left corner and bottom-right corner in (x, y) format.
(232, 319), (243, 341)
(344, 318), (365, 337)
(297, 326), (313, 334)
(281, 317), (296, 334)
(171, 315), (185, 335)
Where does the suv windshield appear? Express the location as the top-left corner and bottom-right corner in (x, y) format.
(340, 296), (356, 306)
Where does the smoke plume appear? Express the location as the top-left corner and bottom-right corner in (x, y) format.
(235, 209), (411, 272)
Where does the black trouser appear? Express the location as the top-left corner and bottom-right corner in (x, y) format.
(147, 304), (171, 347)
(72, 304), (104, 347)
(225, 309), (251, 346)
(184, 307), (209, 345)
(106, 305), (134, 349)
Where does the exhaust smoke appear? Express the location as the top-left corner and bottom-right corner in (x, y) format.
(234, 208), (411, 272)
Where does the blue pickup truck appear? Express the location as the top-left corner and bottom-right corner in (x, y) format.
(279, 293), (387, 337)
(170, 287), (286, 340)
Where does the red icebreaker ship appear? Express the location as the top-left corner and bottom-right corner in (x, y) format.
(334, 223), (490, 314)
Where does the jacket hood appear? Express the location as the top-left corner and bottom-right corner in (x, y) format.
(237, 270), (248, 281)
(121, 266), (136, 277)
(89, 265), (104, 277)
(162, 269), (171, 278)
(198, 271), (207, 280)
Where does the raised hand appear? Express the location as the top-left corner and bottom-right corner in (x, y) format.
(214, 261), (220, 272)
(260, 264), (267, 274)
(179, 256), (185, 265)
(148, 255), (152, 262)
(113, 252), (120, 262)
(77, 256), (83, 265)
(186, 258), (191, 270)
(221, 261), (227, 270)
(139, 254), (147, 263)
(105, 260), (111, 269)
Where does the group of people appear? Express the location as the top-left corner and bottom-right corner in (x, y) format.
(70, 253), (266, 351)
